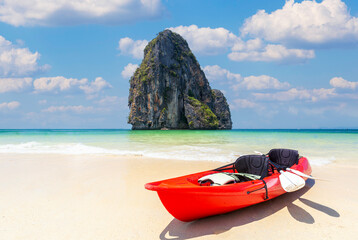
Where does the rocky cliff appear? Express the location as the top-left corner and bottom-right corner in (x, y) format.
(128, 30), (232, 130)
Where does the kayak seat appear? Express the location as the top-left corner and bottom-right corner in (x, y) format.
(268, 149), (299, 168)
(234, 155), (269, 180)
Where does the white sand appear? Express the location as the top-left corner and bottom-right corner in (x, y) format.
(0, 154), (357, 239)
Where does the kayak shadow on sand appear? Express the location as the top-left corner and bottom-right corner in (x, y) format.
(159, 179), (340, 240)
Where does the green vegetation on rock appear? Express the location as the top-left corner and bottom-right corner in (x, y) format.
(187, 96), (219, 128)
(187, 96), (202, 107)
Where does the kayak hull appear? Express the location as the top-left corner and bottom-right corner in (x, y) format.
(145, 157), (312, 222)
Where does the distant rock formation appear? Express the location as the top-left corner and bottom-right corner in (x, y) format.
(128, 29), (232, 130)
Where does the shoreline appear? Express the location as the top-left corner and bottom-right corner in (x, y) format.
(0, 154), (357, 239)
(1, 152), (356, 167)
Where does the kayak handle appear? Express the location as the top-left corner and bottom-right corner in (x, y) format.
(247, 180), (269, 200)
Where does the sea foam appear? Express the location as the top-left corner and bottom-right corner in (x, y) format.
(0, 141), (336, 165)
(0, 141), (239, 162)
(0, 142), (141, 156)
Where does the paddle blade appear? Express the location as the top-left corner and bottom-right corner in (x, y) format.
(287, 168), (317, 180)
(279, 170), (306, 192)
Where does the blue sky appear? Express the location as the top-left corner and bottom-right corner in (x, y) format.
(0, 0), (358, 129)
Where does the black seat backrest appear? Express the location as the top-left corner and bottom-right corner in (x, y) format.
(268, 149), (299, 168)
(234, 155), (269, 179)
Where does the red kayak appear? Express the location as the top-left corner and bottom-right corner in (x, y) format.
(145, 149), (312, 222)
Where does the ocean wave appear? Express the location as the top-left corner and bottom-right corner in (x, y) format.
(306, 156), (336, 166)
(0, 141), (334, 165)
(0, 142), (142, 156)
(0, 141), (239, 162)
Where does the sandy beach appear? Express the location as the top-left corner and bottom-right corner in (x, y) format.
(0, 154), (357, 240)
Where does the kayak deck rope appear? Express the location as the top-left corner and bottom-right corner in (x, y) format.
(214, 164), (269, 200)
(247, 179), (269, 200)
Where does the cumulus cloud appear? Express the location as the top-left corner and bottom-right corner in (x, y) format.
(301, 103), (347, 116)
(228, 44), (315, 63)
(33, 76), (87, 93)
(33, 76), (111, 94)
(240, 75), (290, 90)
(121, 63), (139, 79)
(119, 25), (316, 63)
(232, 38), (264, 52)
(0, 101), (20, 110)
(0, 35), (49, 77)
(203, 65), (242, 82)
(96, 96), (119, 105)
(168, 25), (315, 62)
(231, 99), (258, 109)
(79, 77), (112, 95)
(254, 88), (336, 102)
(0, 78), (32, 93)
(169, 25), (241, 55)
(330, 77), (358, 89)
(42, 105), (94, 114)
(0, 0), (165, 27)
(96, 96), (128, 110)
(118, 37), (148, 59)
(203, 65), (290, 90)
(241, 0), (358, 47)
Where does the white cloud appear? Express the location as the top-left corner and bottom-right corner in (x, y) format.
(228, 44), (315, 63)
(79, 77), (111, 95)
(231, 99), (258, 109)
(118, 37), (148, 59)
(0, 0), (164, 27)
(241, 0), (358, 47)
(240, 75), (290, 90)
(121, 63), (138, 79)
(0, 35), (48, 77)
(96, 96), (128, 110)
(42, 105), (94, 114)
(330, 77), (358, 89)
(120, 25), (315, 63)
(169, 25), (241, 55)
(203, 65), (290, 90)
(167, 24), (315, 62)
(96, 96), (119, 105)
(0, 77), (32, 93)
(232, 38), (264, 52)
(301, 103), (347, 116)
(203, 65), (242, 82)
(33, 76), (111, 94)
(0, 101), (20, 110)
(254, 88), (336, 102)
(33, 76), (87, 93)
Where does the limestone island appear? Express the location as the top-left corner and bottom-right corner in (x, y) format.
(128, 30), (232, 130)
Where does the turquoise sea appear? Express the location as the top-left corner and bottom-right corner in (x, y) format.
(0, 129), (357, 165)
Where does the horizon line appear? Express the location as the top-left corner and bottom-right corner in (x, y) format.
(0, 128), (357, 131)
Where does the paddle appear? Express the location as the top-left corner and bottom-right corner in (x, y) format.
(286, 168), (317, 180)
(279, 170), (306, 192)
(253, 150), (321, 188)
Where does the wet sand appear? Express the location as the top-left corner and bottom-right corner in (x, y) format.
(0, 154), (357, 239)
